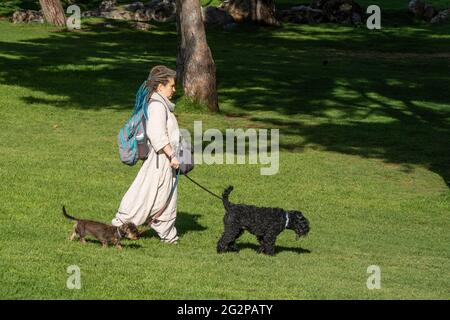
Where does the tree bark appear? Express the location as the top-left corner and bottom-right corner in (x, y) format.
(39, 0), (66, 27)
(222, 0), (280, 26)
(176, 0), (219, 112)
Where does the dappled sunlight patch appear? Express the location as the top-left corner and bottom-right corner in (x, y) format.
(37, 63), (116, 72)
(327, 49), (450, 60)
(332, 81), (363, 100)
(410, 100), (450, 115)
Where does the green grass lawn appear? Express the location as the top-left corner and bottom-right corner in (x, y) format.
(0, 1), (449, 299)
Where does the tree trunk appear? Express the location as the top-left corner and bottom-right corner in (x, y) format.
(39, 0), (66, 27)
(221, 0), (280, 26)
(176, 0), (219, 112)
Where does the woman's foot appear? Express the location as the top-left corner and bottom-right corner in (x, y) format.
(161, 237), (178, 245)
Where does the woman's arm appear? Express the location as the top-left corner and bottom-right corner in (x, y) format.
(161, 143), (180, 169)
(147, 102), (179, 169)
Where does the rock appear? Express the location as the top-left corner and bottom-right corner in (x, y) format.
(220, 0), (250, 23)
(409, 0), (447, 22)
(132, 22), (152, 30)
(202, 6), (235, 26)
(134, 9), (151, 21)
(279, 1), (366, 25)
(408, 0), (425, 17)
(351, 12), (362, 24)
(290, 5), (323, 23)
(101, 8), (131, 20)
(277, 10), (291, 23)
(84, 0), (168, 23)
(151, 1), (176, 22)
(322, 0), (363, 24)
(99, 0), (117, 12)
(423, 5), (438, 20)
(82, 10), (100, 17)
(223, 22), (239, 31)
(304, 0), (363, 24)
(145, 0), (162, 9)
(124, 2), (145, 12)
(310, 0), (326, 9)
(11, 10), (44, 24)
(339, 3), (353, 12)
(277, 6), (323, 23)
(430, 8), (450, 23)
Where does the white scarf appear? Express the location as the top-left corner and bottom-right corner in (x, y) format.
(152, 92), (175, 112)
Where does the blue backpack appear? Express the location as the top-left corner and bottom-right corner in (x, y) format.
(117, 82), (156, 166)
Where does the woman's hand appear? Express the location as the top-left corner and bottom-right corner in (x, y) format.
(170, 156), (180, 170)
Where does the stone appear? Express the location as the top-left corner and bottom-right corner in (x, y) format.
(220, 0), (250, 22)
(351, 12), (362, 24)
(145, 0), (161, 9)
(202, 6), (235, 26)
(132, 22), (152, 30)
(423, 5), (438, 20)
(11, 10), (44, 24)
(303, 0), (363, 24)
(133, 9), (148, 21)
(277, 5), (324, 24)
(82, 10), (100, 17)
(124, 2), (145, 12)
(408, 0), (425, 17)
(430, 8), (450, 23)
(99, 0), (117, 12)
(151, 1), (176, 22)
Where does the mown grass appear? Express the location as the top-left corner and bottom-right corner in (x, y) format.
(0, 1), (449, 299)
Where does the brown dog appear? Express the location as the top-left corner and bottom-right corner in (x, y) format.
(62, 206), (139, 249)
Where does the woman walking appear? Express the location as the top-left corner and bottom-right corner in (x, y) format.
(112, 65), (180, 244)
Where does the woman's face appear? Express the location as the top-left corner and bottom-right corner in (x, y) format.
(157, 78), (176, 100)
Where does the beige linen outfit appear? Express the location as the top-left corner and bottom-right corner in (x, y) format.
(112, 92), (180, 243)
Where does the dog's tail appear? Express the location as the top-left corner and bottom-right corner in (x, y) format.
(222, 186), (233, 211)
(62, 206), (78, 221)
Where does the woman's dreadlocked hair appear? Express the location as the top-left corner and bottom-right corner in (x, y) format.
(146, 65), (177, 98)
(132, 65), (177, 116)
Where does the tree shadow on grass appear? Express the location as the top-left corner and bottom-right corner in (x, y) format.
(214, 23), (450, 187)
(0, 18), (449, 188)
(237, 243), (312, 255)
(77, 238), (143, 249)
(248, 77), (450, 187)
(138, 211), (207, 239)
(0, 20), (178, 111)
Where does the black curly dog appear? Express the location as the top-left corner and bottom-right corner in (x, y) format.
(217, 186), (310, 255)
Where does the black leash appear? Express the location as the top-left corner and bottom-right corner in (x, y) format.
(183, 173), (224, 201)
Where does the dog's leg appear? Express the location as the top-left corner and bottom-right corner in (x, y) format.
(79, 233), (87, 244)
(69, 231), (78, 241)
(217, 227), (242, 253)
(262, 234), (277, 256)
(229, 229), (244, 252)
(112, 238), (123, 250)
(257, 236), (265, 254)
(76, 224), (87, 244)
(69, 223), (78, 241)
(102, 241), (108, 248)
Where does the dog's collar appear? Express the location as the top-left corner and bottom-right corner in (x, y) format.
(285, 212), (290, 228)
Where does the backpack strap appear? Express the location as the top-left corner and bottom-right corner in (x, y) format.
(147, 98), (169, 121)
(147, 98), (171, 170)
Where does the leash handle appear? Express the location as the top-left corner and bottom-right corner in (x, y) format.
(145, 170), (222, 230)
